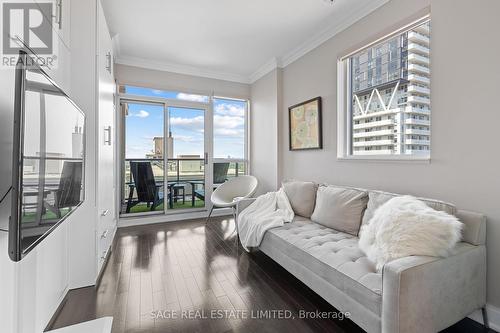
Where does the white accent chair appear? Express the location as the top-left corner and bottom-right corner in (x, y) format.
(206, 175), (258, 225)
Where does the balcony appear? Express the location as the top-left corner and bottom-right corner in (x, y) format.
(414, 24), (430, 35)
(406, 128), (430, 135)
(408, 95), (430, 105)
(408, 63), (430, 75)
(353, 109), (395, 120)
(121, 158), (245, 214)
(404, 149), (430, 156)
(408, 73), (430, 85)
(405, 118), (430, 126)
(353, 129), (394, 139)
(405, 106), (430, 115)
(408, 31), (429, 45)
(405, 139), (430, 145)
(353, 149), (394, 155)
(353, 119), (393, 130)
(408, 53), (430, 66)
(408, 85), (430, 95)
(353, 139), (394, 147)
(408, 42), (429, 55)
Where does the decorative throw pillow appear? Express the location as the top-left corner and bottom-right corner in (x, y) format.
(282, 180), (318, 218)
(359, 195), (463, 271)
(310, 185), (368, 236)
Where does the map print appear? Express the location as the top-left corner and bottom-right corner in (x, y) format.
(290, 99), (321, 150)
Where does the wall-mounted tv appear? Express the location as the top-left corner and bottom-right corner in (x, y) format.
(8, 51), (86, 261)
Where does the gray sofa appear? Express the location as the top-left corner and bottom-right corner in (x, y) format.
(236, 184), (487, 333)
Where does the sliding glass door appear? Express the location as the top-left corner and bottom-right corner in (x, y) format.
(166, 105), (209, 211)
(121, 101), (165, 215)
(120, 99), (211, 216)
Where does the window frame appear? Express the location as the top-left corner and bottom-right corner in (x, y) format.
(337, 15), (431, 162)
(212, 96), (250, 176)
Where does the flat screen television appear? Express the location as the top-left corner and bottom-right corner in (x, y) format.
(8, 51), (86, 261)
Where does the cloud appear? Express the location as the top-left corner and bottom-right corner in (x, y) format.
(214, 128), (244, 137)
(215, 103), (245, 117)
(173, 135), (202, 143)
(152, 89), (164, 95)
(176, 93), (207, 102)
(129, 110), (149, 118)
(167, 114), (244, 137)
(214, 115), (244, 129)
(170, 116), (204, 131)
(126, 144), (153, 158)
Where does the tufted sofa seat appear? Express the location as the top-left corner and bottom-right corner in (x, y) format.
(236, 187), (487, 333)
(263, 219), (383, 315)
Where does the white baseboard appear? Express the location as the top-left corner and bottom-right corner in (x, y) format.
(118, 208), (232, 228)
(46, 317), (113, 333)
(469, 304), (500, 332)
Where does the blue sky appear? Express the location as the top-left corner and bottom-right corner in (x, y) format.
(125, 86), (245, 159)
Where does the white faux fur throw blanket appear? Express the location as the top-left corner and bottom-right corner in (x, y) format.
(237, 188), (294, 252)
(359, 195), (463, 271)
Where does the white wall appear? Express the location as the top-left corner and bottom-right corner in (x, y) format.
(275, 0), (500, 310)
(250, 69), (281, 195)
(115, 64), (251, 100)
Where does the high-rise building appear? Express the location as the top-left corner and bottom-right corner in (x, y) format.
(146, 134), (173, 159)
(351, 21), (430, 156)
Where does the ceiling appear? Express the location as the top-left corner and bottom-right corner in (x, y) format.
(102, 0), (388, 83)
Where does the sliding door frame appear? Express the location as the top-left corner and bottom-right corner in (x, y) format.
(164, 100), (213, 215)
(118, 94), (213, 217)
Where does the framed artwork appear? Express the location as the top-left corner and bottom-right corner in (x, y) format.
(288, 97), (323, 150)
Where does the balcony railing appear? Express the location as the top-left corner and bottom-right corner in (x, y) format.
(408, 31), (430, 45)
(121, 158), (246, 214)
(408, 63), (430, 75)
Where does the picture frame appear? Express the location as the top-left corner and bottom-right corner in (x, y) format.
(288, 97), (323, 151)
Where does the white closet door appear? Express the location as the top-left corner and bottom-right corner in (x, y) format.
(96, 0), (115, 272)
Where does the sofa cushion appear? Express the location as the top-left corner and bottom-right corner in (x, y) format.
(311, 186), (368, 236)
(261, 220), (382, 315)
(361, 190), (457, 226)
(282, 180), (318, 218)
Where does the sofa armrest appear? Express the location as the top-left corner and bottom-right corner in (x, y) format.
(236, 198), (256, 219)
(381, 244), (486, 333)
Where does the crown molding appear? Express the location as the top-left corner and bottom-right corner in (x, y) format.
(248, 57), (282, 84)
(115, 56), (252, 84)
(115, 0), (388, 86)
(280, 0), (388, 68)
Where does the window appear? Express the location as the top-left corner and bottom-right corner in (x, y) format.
(212, 97), (249, 179)
(337, 17), (430, 159)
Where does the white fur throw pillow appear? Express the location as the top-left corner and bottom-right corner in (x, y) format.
(359, 195), (463, 271)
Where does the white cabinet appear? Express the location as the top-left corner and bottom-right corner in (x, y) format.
(32, 0), (71, 91)
(11, 0), (71, 91)
(96, 0), (116, 274)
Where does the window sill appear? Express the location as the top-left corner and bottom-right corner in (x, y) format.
(337, 155), (431, 163)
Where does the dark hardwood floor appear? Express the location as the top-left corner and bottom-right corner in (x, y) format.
(48, 217), (492, 333)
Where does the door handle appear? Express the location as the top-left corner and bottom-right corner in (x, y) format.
(105, 52), (112, 73)
(104, 126), (112, 145)
(101, 250), (108, 261)
(53, 0), (62, 30)
(101, 209), (109, 216)
(204, 152), (208, 165)
(101, 229), (109, 239)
